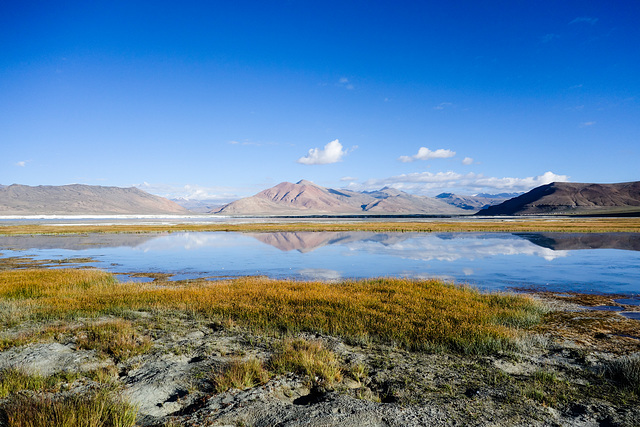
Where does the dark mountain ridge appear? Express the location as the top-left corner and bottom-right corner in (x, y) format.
(476, 181), (640, 216)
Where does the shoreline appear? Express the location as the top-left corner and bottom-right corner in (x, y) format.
(1, 217), (640, 234)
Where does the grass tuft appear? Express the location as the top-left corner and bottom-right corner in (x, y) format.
(0, 367), (49, 398)
(76, 319), (152, 363)
(1, 389), (137, 427)
(0, 368), (136, 427)
(211, 358), (270, 393)
(605, 353), (640, 394)
(269, 339), (342, 386)
(0, 367), (85, 398)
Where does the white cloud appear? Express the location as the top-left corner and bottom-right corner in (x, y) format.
(469, 171), (569, 191)
(16, 161), (27, 167)
(338, 77), (354, 90)
(462, 157), (474, 165)
(570, 17), (598, 25)
(399, 147), (456, 162)
(580, 121), (596, 127)
(340, 176), (358, 182)
(541, 33), (560, 43)
(434, 102), (453, 110)
(135, 182), (241, 201)
(348, 171), (569, 195)
(297, 139), (347, 165)
(229, 139), (267, 146)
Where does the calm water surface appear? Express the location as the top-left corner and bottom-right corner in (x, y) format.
(1, 231), (639, 295)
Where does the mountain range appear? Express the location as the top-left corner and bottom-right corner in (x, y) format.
(476, 181), (640, 216)
(2, 180), (638, 217)
(213, 180), (468, 215)
(434, 192), (520, 211)
(0, 184), (189, 215)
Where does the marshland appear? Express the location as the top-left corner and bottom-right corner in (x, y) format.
(1, 218), (640, 426)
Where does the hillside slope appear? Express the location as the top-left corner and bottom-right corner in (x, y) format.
(215, 180), (467, 215)
(0, 184), (190, 215)
(476, 182), (640, 216)
(435, 192), (520, 211)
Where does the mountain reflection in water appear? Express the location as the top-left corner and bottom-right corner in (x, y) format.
(0, 234), (158, 251)
(515, 232), (640, 252)
(248, 231), (640, 258)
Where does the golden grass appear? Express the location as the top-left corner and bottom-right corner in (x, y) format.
(269, 339), (342, 386)
(0, 269), (545, 355)
(76, 319), (152, 363)
(0, 368), (62, 398)
(211, 358), (270, 393)
(0, 367), (136, 427)
(1, 388), (137, 427)
(212, 339), (342, 392)
(1, 217), (640, 235)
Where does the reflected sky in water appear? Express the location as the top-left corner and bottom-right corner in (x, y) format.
(1, 231), (639, 294)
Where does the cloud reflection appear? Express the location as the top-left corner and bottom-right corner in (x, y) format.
(249, 231), (569, 262)
(297, 268), (343, 281)
(136, 232), (250, 252)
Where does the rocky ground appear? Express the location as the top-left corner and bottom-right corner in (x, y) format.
(1, 292), (639, 427)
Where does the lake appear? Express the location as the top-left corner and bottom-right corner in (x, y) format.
(1, 231), (639, 295)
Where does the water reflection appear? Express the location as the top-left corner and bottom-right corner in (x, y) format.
(1, 231), (639, 294)
(516, 233), (640, 251)
(0, 234), (158, 250)
(249, 231), (567, 261)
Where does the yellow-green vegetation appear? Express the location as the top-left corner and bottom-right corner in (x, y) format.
(0, 322), (90, 351)
(0, 368), (78, 398)
(269, 339), (342, 386)
(348, 362), (369, 385)
(0, 268), (544, 355)
(211, 358), (270, 393)
(1, 388), (137, 427)
(0, 368), (137, 427)
(1, 217), (639, 235)
(212, 339), (342, 393)
(524, 370), (570, 406)
(76, 319), (152, 363)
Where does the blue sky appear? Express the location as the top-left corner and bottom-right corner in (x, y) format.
(1, 1), (639, 201)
